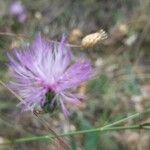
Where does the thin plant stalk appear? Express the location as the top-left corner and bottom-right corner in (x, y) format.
(1, 123), (149, 145)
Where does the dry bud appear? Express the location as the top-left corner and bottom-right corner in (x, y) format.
(69, 28), (83, 43)
(81, 29), (108, 48)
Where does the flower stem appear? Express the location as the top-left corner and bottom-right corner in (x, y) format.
(1, 109), (150, 145)
(2, 124), (149, 145)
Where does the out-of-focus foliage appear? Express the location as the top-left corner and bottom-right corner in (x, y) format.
(0, 0), (149, 150)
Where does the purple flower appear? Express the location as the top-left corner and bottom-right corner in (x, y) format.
(9, 1), (27, 23)
(8, 34), (93, 117)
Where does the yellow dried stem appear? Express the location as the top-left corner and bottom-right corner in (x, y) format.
(81, 29), (108, 48)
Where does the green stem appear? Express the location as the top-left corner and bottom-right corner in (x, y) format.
(57, 125), (149, 137)
(102, 109), (150, 129)
(1, 109), (150, 145)
(2, 124), (149, 145)
(101, 112), (140, 129)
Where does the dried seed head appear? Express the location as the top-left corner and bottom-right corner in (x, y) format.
(118, 24), (128, 35)
(69, 28), (83, 43)
(81, 29), (108, 48)
(35, 11), (42, 20)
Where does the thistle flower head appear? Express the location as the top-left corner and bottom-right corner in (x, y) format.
(9, 1), (27, 23)
(8, 34), (93, 117)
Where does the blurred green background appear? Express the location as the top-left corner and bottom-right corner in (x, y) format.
(0, 0), (149, 150)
